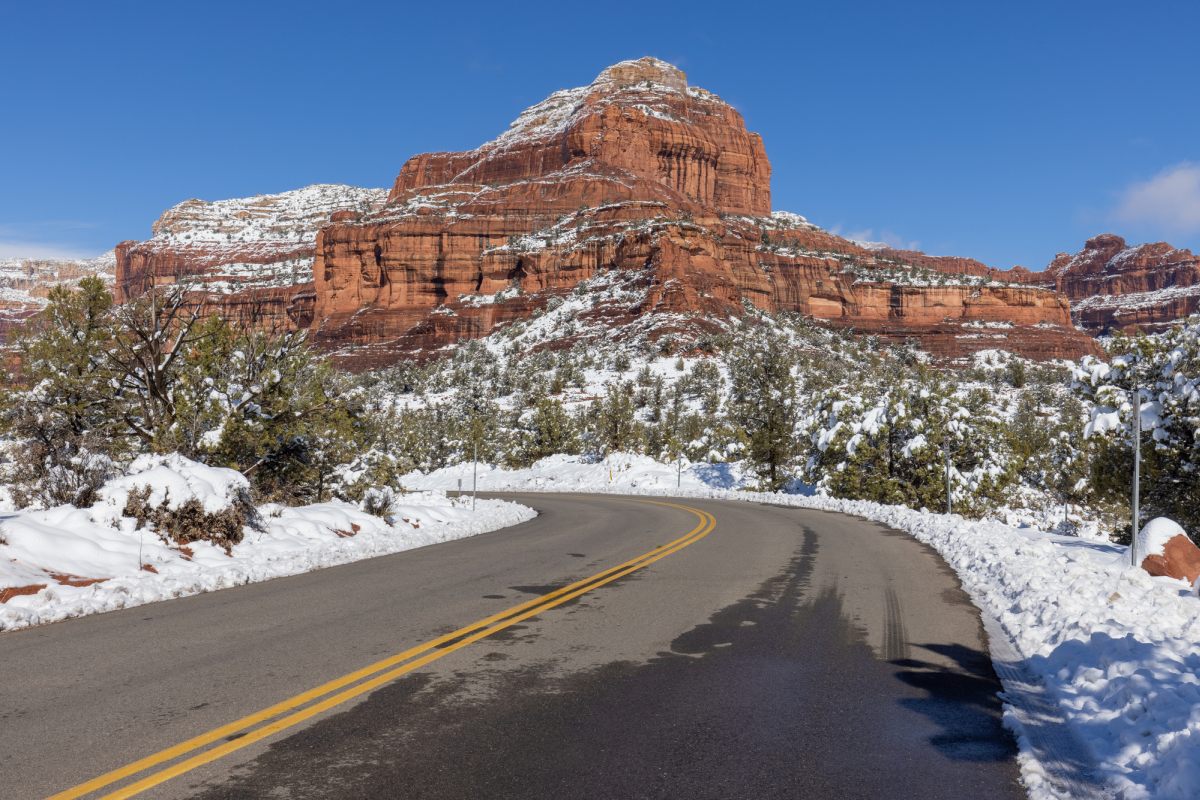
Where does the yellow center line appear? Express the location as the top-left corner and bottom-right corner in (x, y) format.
(50, 499), (715, 800)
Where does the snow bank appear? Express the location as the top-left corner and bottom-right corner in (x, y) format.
(404, 452), (761, 493)
(405, 454), (1200, 800)
(0, 458), (535, 632)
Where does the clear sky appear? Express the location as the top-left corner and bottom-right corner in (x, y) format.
(2, 0), (1198, 268)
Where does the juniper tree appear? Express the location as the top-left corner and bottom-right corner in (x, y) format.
(590, 381), (641, 455)
(725, 332), (799, 490)
(1, 277), (120, 505)
(519, 397), (580, 464)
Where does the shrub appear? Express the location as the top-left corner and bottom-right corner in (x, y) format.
(121, 485), (249, 553)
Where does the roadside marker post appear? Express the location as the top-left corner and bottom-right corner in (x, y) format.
(1131, 383), (1142, 567)
(944, 436), (953, 516)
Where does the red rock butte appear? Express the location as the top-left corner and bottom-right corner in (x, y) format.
(1038, 234), (1200, 334)
(119, 58), (1104, 366)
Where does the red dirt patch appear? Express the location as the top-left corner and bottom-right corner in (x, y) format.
(0, 584), (47, 603)
(49, 573), (109, 588)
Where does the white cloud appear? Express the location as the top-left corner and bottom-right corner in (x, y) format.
(1113, 162), (1200, 235)
(835, 226), (920, 251)
(0, 239), (99, 260)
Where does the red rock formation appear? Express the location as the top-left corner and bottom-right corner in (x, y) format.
(311, 57), (1098, 366)
(103, 58), (1101, 365)
(114, 185), (385, 331)
(1140, 530), (1200, 585)
(1041, 234), (1200, 333)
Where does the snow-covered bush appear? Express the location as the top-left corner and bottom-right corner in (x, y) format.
(1, 280), (373, 506)
(1074, 318), (1200, 540)
(804, 367), (1016, 514)
(328, 448), (408, 507)
(360, 486), (398, 518)
(97, 454), (255, 552)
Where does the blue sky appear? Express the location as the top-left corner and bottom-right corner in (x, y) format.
(2, 0), (1197, 268)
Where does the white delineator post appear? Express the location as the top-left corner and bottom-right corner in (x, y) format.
(944, 435), (953, 516)
(1131, 383), (1141, 566)
(472, 439), (478, 512)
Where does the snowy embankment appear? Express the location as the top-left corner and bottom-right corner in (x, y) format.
(406, 453), (1200, 800)
(0, 456), (535, 633)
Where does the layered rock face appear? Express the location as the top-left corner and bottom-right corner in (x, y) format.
(0, 253), (116, 342)
(312, 57), (1096, 365)
(1040, 234), (1200, 333)
(115, 185), (385, 330)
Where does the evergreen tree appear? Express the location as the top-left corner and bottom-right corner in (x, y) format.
(521, 397), (579, 464)
(1, 277), (120, 505)
(591, 382), (641, 454)
(725, 332), (799, 490)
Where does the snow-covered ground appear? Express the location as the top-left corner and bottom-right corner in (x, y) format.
(405, 453), (1200, 800)
(0, 456), (535, 632)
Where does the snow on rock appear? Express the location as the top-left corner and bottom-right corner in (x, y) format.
(1137, 518), (1200, 588)
(1137, 518), (1188, 559)
(0, 458), (535, 632)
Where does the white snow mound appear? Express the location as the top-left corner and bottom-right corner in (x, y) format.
(94, 453), (249, 526)
(1137, 517), (1189, 559)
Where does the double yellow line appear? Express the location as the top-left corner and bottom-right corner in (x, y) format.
(51, 499), (716, 800)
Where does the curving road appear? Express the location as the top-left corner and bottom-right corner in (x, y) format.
(2, 494), (1024, 799)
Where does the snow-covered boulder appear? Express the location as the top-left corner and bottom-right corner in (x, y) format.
(1137, 517), (1200, 585)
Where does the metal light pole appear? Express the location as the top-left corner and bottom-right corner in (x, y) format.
(1131, 382), (1141, 566)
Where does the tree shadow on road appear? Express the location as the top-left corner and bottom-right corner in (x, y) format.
(891, 642), (1018, 762)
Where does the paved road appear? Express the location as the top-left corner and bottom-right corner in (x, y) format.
(2, 494), (1024, 799)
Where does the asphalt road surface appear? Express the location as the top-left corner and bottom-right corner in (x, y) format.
(2, 494), (1025, 799)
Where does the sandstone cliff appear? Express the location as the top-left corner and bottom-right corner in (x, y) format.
(107, 58), (1100, 365)
(115, 184), (385, 330)
(1041, 234), (1200, 333)
(310, 57), (1097, 365)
